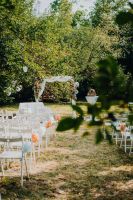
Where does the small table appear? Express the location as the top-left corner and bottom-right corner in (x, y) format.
(86, 96), (99, 105)
(18, 102), (53, 120)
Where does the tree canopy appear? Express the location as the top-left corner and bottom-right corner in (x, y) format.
(0, 0), (132, 104)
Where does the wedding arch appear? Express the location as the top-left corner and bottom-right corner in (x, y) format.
(34, 76), (79, 104)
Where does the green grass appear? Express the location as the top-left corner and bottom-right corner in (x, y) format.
(0, 102), (87, 115)
(0, 104), (19, 111)
(0, 101), (127, 115)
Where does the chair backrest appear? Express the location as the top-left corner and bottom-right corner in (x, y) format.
(0, 126), (6, 137)
(0, 136), (23, 151)
(6, 126), (20, 138)
(6, 125), (32, 140)
(0, 110), (5, 122)
(18, 127), (32, 142)
(4, 118), (19, 128)
(0, 137), (23, 143)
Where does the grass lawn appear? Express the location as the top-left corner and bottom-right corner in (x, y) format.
(0, 104), (133, 200)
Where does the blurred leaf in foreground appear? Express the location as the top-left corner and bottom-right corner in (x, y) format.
(105, 129), (113, 145)
(72, 105), (84, 116)
(116, 3), (133, 25)
(56, 117), (76, 132)
(56, 116), (83, 132)
(95, 128), (104, 144)
(82, 131), (90, 137)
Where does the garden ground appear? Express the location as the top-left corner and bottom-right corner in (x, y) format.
(0, 104), (133, 200)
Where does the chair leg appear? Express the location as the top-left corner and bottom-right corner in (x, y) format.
(130, 140), (133, 155)
(38, 142), (41, 157)
(116, 135), (118, 145)
(124, 137), (127, 153)
(24, 157), (29, 179)
(46, 132), (48, 148)
(120, 135), (123, 148)
(29, 152), (32, 172)
(1, 161), (4, 176)
(20, 158), (24, 187)
(32, 144), (36, 164)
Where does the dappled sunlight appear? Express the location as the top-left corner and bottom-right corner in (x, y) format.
(31, 160), (59, 174)
(90, 188), (103, 199)
(0, 160), (59, 177)
(42, 147), (78, 155)
(111, 180), (133, 191)
(98, 165), (133, 176)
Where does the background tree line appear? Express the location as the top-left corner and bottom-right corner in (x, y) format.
(0, 0), (132, 104)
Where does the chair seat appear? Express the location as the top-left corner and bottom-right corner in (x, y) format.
(0, 151), (22, 159)
(22, 134), (31, 140)
(10, 142), (23, 147)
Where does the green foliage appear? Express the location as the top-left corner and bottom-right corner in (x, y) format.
(116, 2), (133, 101)
(105, 129), (113, 144)
(82, 131), (90, 137)
(0, 0), (132, 107)
(72, 105), (84, 116)
(43, 82), (72, 102)
(56, 117), (77, 131)
(116, 3), (133, 83)
(57, 104), (84, 132)
(56, 116), (83, 132)
(116, 11), (133, 25)
(57, 1), (133, 145)
(95, 128), (104, 144)
(116, 2), (133, 25)
(94, 57), (129, 103)
(90, 0), (128, 27)
(0, 0), (130, 104)
(88, 104), (102, 119)
(128, 113), (133, 125)
(0, 0), (39, 104)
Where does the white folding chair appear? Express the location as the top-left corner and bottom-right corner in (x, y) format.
(130, 135), (133, 154)
(19, 127), (36, 166)
(0, 137), (29, 186)
(120, 127), (131, 153)
(0, 110), (4, 122)
(112, 121), (122, 145)
(129, 126), (133, 155)
(4, 124), (35, 171)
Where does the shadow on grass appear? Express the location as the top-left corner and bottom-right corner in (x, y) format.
(60, 147), (133, 200)
(0, 174), (57, 200)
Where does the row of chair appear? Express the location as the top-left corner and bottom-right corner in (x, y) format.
(111, 120), (133, 154)
(0, 109), (57, 186)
